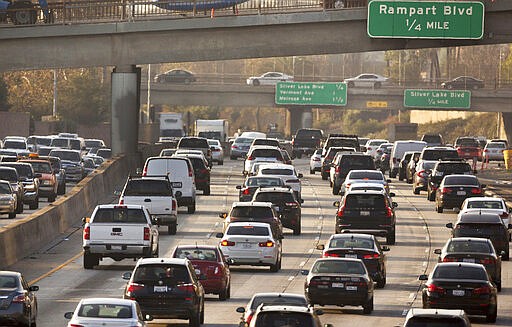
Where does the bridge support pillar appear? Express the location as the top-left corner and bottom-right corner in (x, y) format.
(111, 65), (140, 156)
(501, 112), (512, 144)
(287, 107), (312, 136)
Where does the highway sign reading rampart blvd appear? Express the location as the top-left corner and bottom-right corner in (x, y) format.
(368, 1), (484, 39)
(275, 82), (347, 106)
(404, 89), (471, 109)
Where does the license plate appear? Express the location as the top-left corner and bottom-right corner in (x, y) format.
(457, 191), (466, 195)
(346, 286), (358, 291)
(452, 290), (465, 296)
(332, 282), (344, 288)
(171, 182), (182, 188)
(464, 153), (470, 156)
(345, 254), (358, 259)
(111, 245), (122, 250)
(360, 211), (370, 216)
(463, 258), (475, 263)
(154, 286), (167, 292)
(242, 243), (252, 249)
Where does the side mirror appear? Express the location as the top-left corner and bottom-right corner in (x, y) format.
(446, 223), (454, 229)
(433, 249), (441, 255)
(235, 185), (242, 190)
(389, 192), (396, 197)
(392, 202), (398, 208)
(419, 274), (428, 281)
(509, 208), (512, 213)
(481, 184), (487, 188)
(382, 246), (390, 252)
(300, 199), (304, 204)
(175, 191), (182, 198)
(144, 314), (153, 322)
(236, 307), (246, 314)
(28, 285), (39, 292)
(300, 269), (309, 275)
(122, 272), (132, 280)
(64, 312), (73, 319)
(135, 167), (142, 175)
(333, 201), (340, 207)
(316, 244), (325, 251)
(215, 232), (223, 238)
(387, 179), (391, 183)
(508, 224), (512, 229)
(113, 190), (121, 196)
(500, 251), (506, 257)
(219, 212), (228, 219)
(298, 173), (303, 178)
(314, 309), (324, 316)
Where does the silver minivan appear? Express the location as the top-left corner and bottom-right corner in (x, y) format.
(143, 157), (197, 214)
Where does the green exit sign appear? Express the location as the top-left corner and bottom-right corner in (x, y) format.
(404, 89), (471, 109)
(275, 82), (347, 106)
(368, 0), (484, 39)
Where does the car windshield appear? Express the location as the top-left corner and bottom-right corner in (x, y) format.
(466, 200), (503, 210)
(254, 192), (295, 203)
(260, 168), (293, 176)
(78, 304), (132, 319)
(235, 138), (253, 145)
(447, 240), (492, 253)
(0, 169), (17, 182)
(4, 140), (25, 149)
(254, 312), (314, 327)
(422, 150), (458, 160)
(230, 206), (273, 218)
(85, 140), (104, 148)
(93, 208), (147, 223)
(348, 171), (383, 180)
(50, 150), (81, 162)
(26, 161), (52, 174)
(132, 264), (191, 285)
(246, 178), (283, 187)
(0, 276), (17, 288)
(312, 260), (365, 274)
(443, 176), (478, 186)
(406, 317), (467, 327)
(251, 149), (282, 159)
(51, 138), (69, 148)
(124, 180), (172, 196)
(329, 237), (374, 249)
(250, 296), (308, 310)
(174, 248), (218, 261)
(179, 138), (208, 148)
(226, 225), (270, 236)
(486, 142), (506, 149)
(0, 183), (11, 194)
(433, 266), (487, 280)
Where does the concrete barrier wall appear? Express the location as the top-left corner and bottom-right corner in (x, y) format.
(0, 145), (168, 269)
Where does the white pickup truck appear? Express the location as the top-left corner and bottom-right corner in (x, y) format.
(118, 176), (180, 235)
(82, 204), (159, 269)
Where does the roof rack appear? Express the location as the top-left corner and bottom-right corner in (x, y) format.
(438, 158), (466, 162)
(258, 185), (292, 190)
(328, 134), (359, 138)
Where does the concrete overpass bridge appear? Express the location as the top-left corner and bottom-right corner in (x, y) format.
(1, 1), (512, 152)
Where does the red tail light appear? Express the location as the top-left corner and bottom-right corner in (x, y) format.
(441, 187), (452, 194)
(246, 314), (254, 325)
(285, 202), (299, 208)
(376, 150), (382, 154)
(313, 157), (321, 162)
(473, 286), (491, 294)
(368, 147), (372, 151)
(323, 252), (339, 258)
(119, 197), (124, 205)
(363, 253), (380, 259)
(442, 257), (456, 262)
(259, 240), (274, 247)
(471, 188), (482, 194)
(177, 284), (195, 293)
(483, 149), (489, 152)
(232, 145), (238, 149)
(242, 188), (251, 195)
(480, 258), (495, 265)
(83, 226), (90, 240)
(335, 166), (340, 173)
(69, 324), (85, 327)
(500, 212), (509, 219)
(172, 199), (177, 211)
(247, 156), (254, 160)
(188, 166), (193, 177)
(416, 170), (426, 178)
(385, 207), (393, 217)
(126, 282), (144, 297)
(143, 227), (150, 241)
(221, 240), (235, 246)
(142, 166), (147, 176)
(12, 294), (26, 303)
(427, 284), (445, 294)
(337, 205), (345, 218)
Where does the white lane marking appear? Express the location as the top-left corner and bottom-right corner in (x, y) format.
(425, 248), (429, 253)
(288, 276), (294, 281)
(308, 249), (314, 253)
(214, 222), (219, 227)
(299, 261), (306, 267)
(402, 309), (409, 316)
(425, 236), (429, 241)
(423, 226), (427, 230)
(317, 207), (321, 211)
(317, 226), (322, 230)
(409, 293), (415, 299)
(315, 237), (320, 241)
(422, 261), (427, 267)
(318, 216), (323, 220)
(206, 233), (211, 238)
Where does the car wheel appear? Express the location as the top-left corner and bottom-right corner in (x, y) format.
(16, 199), (23, 214)
(502, 251), (509, 261)
(486, 304), (497, 323)
(310, 168), (314, 174)
(348, 81), (355, 88)
(219, 286), (228, 301)
(189, 310), (201, 327)
(321, 172), (328, 180)
(362, 296), (373, 314)
(200, 304), (204, 324)
(29, 197), (39, 210)
(8, 211), (16, 219)
(374, 82), (381, 89)
(253, 79), (260, 86)
(203, 186), (210, 196)
(270, 258), (280, 272)
(188, 203), (196, 214)
(219, 160), (224, 165)
(168, 224), (177, 235)
(48, 194), (56, 203)
(413, 187), (420, 195)
(386, 231), (396, 245)
(497, 281), (502, 292)
(293, 222), (301, 236)
(83, 251), (99, 269)
(376, 275), (386, 289)
(436, 204), (443, 213)
(57, 183), (66, 195)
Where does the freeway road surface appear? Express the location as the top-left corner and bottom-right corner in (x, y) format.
(7, 159), (512, 327)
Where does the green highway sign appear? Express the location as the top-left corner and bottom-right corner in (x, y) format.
(404, 89), (471, 109)
(367, 0), (484, 39)
(275, 82), (347, 106)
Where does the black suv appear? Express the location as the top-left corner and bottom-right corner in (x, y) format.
(177, 137), (212, 166)
(331, 154), (375, 194)
(322, 134), (360, 155)
(334, 189), (397, 245)
(174, 154), (211, 195)
(427, 159), (473, 201)
(252, 186), (302, 235)
(122, 258), (205, 327)
(321, 147), (354, 180)
(292, 128), (324, 158)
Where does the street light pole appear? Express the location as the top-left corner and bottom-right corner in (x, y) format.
(53, 69), (57, 118)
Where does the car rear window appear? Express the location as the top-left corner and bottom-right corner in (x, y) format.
(250, 296), (308, 310)
(0, 183), (11, 194)
(0, 276), (17, 288)
(1, 164), (33, 179)
(443, 176), (478, 185)
(78, 304), (132, 319)
(253, 139), (279, 147)
(0, 169), (17, 181)
(124, 180), (172, 196)
(348, 171), (383, 180)
(235, 138), (253, 144)
(174, 248), (218, 261)
(406, 317), (467, 327)
(295, 129), (322, 139)
(437, 163), (471, 173)
(254, 192), (295, 203)
(329, 237), (374, 249)
(312, 260), (365, 274)
(433, 266), (487, 280)
(486, 142), (506, 149)
(179, 138), (208, 148)
(421, 135), (443, 144)
(422, 149), (458, 161)
(345, 194), (386, 209)
(447, 240), (492, 253)
(93, 208), (147, 223)
(340, 156), (374, 169)
(230, 206), (273, 218)
(24, 161), (52, 174)
(466, 200), (503, 210)
(49, 150), (81, 162)
(255, 312), (314, 327)
(457, 139), (480, 147)
(132, 264), (190, 284)
(4, 140), (26, 149)
(226, 225), (270, 236)
(327, 138), (359, 150)
(260, 168), (293, 176)
(251, 149), (283, 159)
(246, 178), (283, 187)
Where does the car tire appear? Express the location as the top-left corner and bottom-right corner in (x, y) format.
(168, 224), (177, 235)
(436, 204), (443, 213)
(321, 172), (328, 180)
(386, 231), (396, 245)
(230, 155), (236, 160)
(203, 186), (210, 196)
(497, 281), (502, 292)
(502, 251), (509, 261)
(376, 276), (386, 289)
(310, 168), (314, 174)
(219, 160), (224, 166)
(83, 251), (99, 269)
(29, 197), (39, 210)
(16, 199), (23, 214)
(413, 187), (420, 195)
(8, 211), (16, 219)
(253, 79), (260, 86)
(219, 286), (229, 301)
(188, 203), (196, 214)
(362, 296), (373, 314)
(296, 153), (302, 159)
(486, 304), (497, 323)
(200, 304), (205, 324)
(57, 183), (66, 195)
(48, 194), (56, 203)
(293, 222), (301, 236)
(270, 258), (280, 272)
(348, 81), (355, 88)
(189, 310), (201, 327)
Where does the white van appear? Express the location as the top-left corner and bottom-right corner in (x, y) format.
(143, 156), (197, 213)
(389, 140), (427, 178)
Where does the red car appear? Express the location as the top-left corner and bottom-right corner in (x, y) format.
(171, 245), (231, 300)
(455, 137), (482, 161)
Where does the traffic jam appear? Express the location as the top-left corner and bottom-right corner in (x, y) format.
(1, 130), (512, 327)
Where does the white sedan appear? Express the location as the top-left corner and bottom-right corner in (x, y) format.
(309, 149), (322, 174)
(207, 139), (224, 165)
(344, 73), (389, 88)
(255, 163), (302, 201)
(246, 72), (293, 86)
(459, 197), (512, 239)
(64, 298), (152, 327)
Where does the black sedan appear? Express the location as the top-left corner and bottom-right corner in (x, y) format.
(235, 176), (285, 202)
(0, 271), (39, 327)
(316, 233), (389, 288)
(154, 69), (196, 84)
(446, 212), (511, 260)
(420, 262), (497, 322)
(435, 174), (486, 213)
(302, 258), (374, 314)
(434, 237), (502, 291)
(441, 76), (484, 90)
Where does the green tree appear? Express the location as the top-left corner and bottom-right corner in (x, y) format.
(0, 74), (9, 111)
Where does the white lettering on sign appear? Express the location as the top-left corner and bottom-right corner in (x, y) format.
(379, 4), (437, 17)
(427, 21), (449, 30)
(444, 5), (473, 16)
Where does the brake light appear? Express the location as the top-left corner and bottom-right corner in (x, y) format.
(119, 197), (124, 205)
(143, 227), (150, 241)
(483, 149), (489, 152)
(473, 286), (491, 295)
(427, 284), (445, 294)
(188, 165), (193, 177)
(363, 253), (380, 259)
(313, 157), (321, 162)
(242, 188), (251, 195)
(323, 252), (339, 257)
(480, 258), (495, 265)
(177, 284), (195, 293)
(441, 187), (452, 194)
(335, 166), (340, 173)
(221, 240), (235, 246)
(337, 205), (345, 218)
(172, 199), (177, 211)
(385, 207), (393, 217)
(259, 240), (274, 247)
(368, 147), (372, 151)
(442, 257), (456, 262)
(126, 282), (144, 297)
(471, 188), (482, 194)
(12, 294), (26, 303)
(500, 212), (509, 219)
(416, 170), (426, 178)
(69, 324), (85, 327)
(232, 145), (238, 149)
(142, 166), (147, 176)
(83, 226), (90, 240)
(247, 156), (254, 160)
(246, 314), (254, 325)
(376, 150), (382, 154)
(285, 202), (299, 208)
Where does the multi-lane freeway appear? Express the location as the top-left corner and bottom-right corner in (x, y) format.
(7, 158), (512, 327)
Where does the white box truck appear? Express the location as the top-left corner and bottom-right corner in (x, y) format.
(195, 119), (229, 142)
(159, 112), (185, 138)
